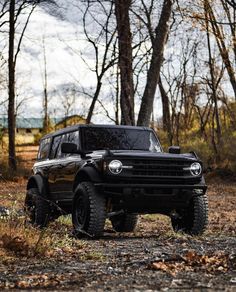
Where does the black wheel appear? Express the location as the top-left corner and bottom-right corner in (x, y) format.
(72, 182), (106, 238)
(24, 188), (50, 228)
(171, 194), (208, 236)
(111, 214), (138, 232)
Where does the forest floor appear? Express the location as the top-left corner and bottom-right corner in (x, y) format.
(0, 146), (235, 291)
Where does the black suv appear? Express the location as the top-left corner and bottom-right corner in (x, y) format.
(25, 125), (208, 237)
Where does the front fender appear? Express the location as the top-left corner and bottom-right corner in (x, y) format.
(73, 166), (102, 191)
(27, 174), (48, 197)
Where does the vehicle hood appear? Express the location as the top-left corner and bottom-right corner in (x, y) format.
(91, 150), (199, 162)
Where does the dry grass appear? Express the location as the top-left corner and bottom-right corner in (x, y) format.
(0, 216), (87, 260)
(0, 145), (38, 180)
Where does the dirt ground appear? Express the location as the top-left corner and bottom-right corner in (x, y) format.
(0, 146), (235, 290)
(0, 179), (235, 291)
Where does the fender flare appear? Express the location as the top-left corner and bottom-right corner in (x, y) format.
(27, 174), (48, 197)
(73, 166), (102, 191)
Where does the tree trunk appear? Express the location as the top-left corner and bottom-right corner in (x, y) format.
(159, 76), (172, 145)
(8, 0), (16, 171)
(86, 79), (102, 124)
(137, 0), (173, 127)
(115, 64), (120, 125)
(42, 37), (49, 132)
(43, 86), (49, 131)
(114, 0), (134, 125)
(205, 1), (221, 160)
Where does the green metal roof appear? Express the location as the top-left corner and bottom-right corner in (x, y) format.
(0, 117), (61, 129)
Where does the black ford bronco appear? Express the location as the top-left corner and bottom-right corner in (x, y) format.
(25, 125), (208, 238)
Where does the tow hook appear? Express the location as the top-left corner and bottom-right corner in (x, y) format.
(170, 210), (181, 219)
(107, 209), (124, 218)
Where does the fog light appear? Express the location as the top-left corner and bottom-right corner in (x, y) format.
(190, 162), (202, 176)
(109, 160), (123, 174)
(194, 189), (203, 194)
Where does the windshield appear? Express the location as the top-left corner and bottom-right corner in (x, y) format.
(82, 127), (161, 152)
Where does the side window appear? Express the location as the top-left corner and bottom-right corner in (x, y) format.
(56, 134), (67, 158)
(149, 132), (161, 153)
(67, 131), (79, 144)
(37, 138), (51, 160)
(50, 135), (62, 159)
(56, 131), (79, 158)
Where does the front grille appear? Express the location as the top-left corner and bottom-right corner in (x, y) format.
(131, 159), (188, 177)
(117, 158), (200, 184)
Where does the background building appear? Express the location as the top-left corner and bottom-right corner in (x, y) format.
(0, 115), (86, 145)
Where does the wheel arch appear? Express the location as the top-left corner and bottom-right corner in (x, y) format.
(73, 166), (102, 192)
(27, 174), (48, 197)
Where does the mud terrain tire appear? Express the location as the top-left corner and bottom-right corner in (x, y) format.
(171, 194), (208, 235)
(72, 182), (106, 238)
(111, 214), (138, 232)
(25, 188), (50, 228)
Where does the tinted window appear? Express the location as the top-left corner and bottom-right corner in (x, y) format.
(37, 138), (51, 160)
(67, 131), (79, 144)
(50, 135), (62, 159)
(56, 131), (79, 158)
(83, 128), (161, 152)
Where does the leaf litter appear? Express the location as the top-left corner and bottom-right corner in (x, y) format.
(0, 181), (235, 290)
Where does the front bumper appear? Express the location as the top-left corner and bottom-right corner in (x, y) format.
(95, 182), (207, 196)
(95, 182), (207, 213)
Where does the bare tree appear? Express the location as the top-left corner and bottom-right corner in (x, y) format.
(225, 0), (236, 9)
(41, 35), (49, 133)
(0, 0), (8, 30)
(115, 0), (135, 125)
(84, 1), (117, 124)
(182, 0), (236, 99)
(158, 76), (172, 144)
(6, 0), (56, 171)
(204, 0), (236, 100)
(69, 0), (117, 124)
(137, 0), (173, 126)
(8, 0), (40, 170)
(8, 0), (17, 171)
(61, 88), (76, 124)
(220, 0), (236, 67)
(204, 0), (223, 159)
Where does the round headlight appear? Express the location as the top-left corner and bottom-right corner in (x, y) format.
(190, 162), (202, 176)
(109, 160), (123, 174)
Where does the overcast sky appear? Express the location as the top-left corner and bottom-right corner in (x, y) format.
(2, 1), (233, 124)
(0, 1), (165, 124)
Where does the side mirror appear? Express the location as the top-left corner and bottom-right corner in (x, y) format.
(61, 142), (78, 154)
(168, 146), (181, 154)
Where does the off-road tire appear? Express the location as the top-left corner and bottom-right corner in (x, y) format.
(24, 188), (50, 228)
(72, 182), (106, 238)
(111, 214), (138, 232)
(171, 194), (208, 236)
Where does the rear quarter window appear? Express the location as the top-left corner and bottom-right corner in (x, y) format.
(37, 137), (51, 160)
(56, 131), (79, 158)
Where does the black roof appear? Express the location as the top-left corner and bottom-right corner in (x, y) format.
(42, 124), (152, 140)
